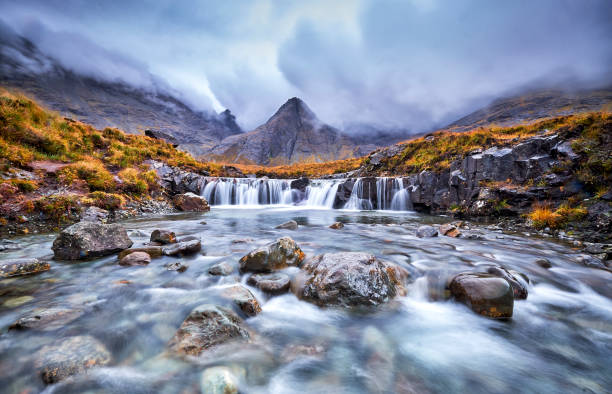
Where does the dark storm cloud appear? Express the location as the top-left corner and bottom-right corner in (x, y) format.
(1, 0), (610, 131)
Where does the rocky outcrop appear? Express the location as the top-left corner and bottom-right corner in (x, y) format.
(145, 129), (179, 147)
(34, 335), (112, 384)
(449, 273), (514, 318)
(239, 237), (305, 273)
(173, 193), (210, 212)
(52, 222), (133, 260)
(168, 304), (250, 357)
(0, 258), (50, 277)
(293, 252), (407, 307)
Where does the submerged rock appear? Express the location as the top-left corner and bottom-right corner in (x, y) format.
(208, 261), (234, 276)
(239, 237), (305, 273)
(52, 222), (133, 260)
(9, 308), (83, 331)
(534, 258), (552, 269)
(173, 192), (210, 212)
(294, 252), (407, 307)
(247, 272), (291, 294)
(449, 273), (514, 318)
(200, 366), (240, 394)
(221, 285), (262, 317)
(162, 238), (201, 256)
(168, 304), (250, 357)
(150, 229), (176, 244)
(0, 258), (50, 278)
(119, 251), (151, 266)
(275, 220), (298, 230)
(416, 225), (438, 238)
(166, 262), (188, 272)
(34, 335), (112, 384)
(329, 222), (344, 229)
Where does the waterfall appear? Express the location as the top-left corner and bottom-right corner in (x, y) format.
(199, 177), (412, 211)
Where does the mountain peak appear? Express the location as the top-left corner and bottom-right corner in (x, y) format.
(272, 96), (316, 124)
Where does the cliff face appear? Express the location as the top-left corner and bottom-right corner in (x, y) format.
(0, 23), (241, 150)
(206, 97), (361, 165)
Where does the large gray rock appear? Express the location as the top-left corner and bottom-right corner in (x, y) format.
(162, 238), (201, 256)
(275, 220), (298, 230)
(173, 192), (210, 212)
(294, 252), (407, 307)
(247, 272), (291, 294)
(34, 335), (112, 384)
(239, 237), (305, 273)
(119, 251), (151, 266)
(52, 222), (133, 260)
(416, 225), (438, 238)
(150, 229), (176, 244)
(168, 304), (250, 356)
(0, 258), (50, 278)
(449, 273), (514, 318)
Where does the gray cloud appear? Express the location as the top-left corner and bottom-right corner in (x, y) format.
(0, 0), (610, 132)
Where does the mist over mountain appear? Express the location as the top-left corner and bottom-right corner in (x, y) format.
(0, 21), (242, 149)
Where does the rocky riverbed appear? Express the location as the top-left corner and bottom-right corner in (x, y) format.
(0, 206), (611, 393)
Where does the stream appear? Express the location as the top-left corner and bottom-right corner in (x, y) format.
(0, 206), (611, 393)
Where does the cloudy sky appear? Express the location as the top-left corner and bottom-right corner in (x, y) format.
(1, 0), (611, 132)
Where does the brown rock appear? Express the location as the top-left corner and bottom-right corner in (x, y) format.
(439, 223), (461, 238)
(118, 246), (163, 260)
(0, 258), (50, 278)
(329, 222), (344, 229)
(239, 237), (305, 273)
(449, 273), (514, 318)
(150, 229), (176, 244)
(173, 193), (210, 212)
(221, 285), (262, 317)
(119, 251), (151, 266)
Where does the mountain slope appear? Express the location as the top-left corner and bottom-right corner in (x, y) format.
(0, 22), (241, 150)
(206, 97), (371, 165)
(445, 88), (612, 132)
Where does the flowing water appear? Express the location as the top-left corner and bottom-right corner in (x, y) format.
(0, 207), (611, 393)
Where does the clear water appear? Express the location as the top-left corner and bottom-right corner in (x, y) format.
(0, 207), (610, 393)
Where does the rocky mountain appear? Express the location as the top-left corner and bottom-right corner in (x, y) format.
(205, 97), (382, 165)
(445, 88), (612, 133)
(0, 22), (241, 150)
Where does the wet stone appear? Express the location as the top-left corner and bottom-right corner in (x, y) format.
(221, 285), (262, 317)
(239, 237), (305, 273)
(439, 223), (461, 238)
(275, 220), (298, 230)
(150, 229), (176, 244)
(34, 335), (112, 384)
(162, 238), (201, 256)
(534, 258), (553, 268)
(52, 222), (133, 260)
(200, 366), (241, 394)
(118, 246), (163, 260)
(329, 222), (344, 229)
(119, 251), (151, 266)
(166, 262), (188, 272)
(416, 225), (438, 238)
(208, 261), (234, 276)
(294, 252), (408, 307)
(0, 258), (50, 278)
(9, 308), (84, 331)
(173, 192), (210, 212)
(247, 272), (291, 294)
(168, 304), (250, 357)
(449, 273), (514, 319)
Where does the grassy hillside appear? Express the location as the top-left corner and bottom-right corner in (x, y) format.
(0, 89), (230, 231)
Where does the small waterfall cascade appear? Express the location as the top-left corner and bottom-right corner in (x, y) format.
(199, 177), (412, 210)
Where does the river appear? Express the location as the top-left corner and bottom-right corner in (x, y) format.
(0, 206), (611, 393)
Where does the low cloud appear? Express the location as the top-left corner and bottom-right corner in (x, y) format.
(1, 0), (610, 132)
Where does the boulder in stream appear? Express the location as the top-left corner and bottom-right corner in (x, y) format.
(239, 237), (305, 273)
(416, 225), (438, 238)
(449, 273), (514, 318)
(294, 252), (408, 307)
(34, 335), (112, 384)
(168, 304), (250, 357)
(9, 308), (84, 331)
(0, 258), (50, 278)
(52, 222), (133, 260)
(329, 222), (344, 229)
(247, 272), (291, 294)
(275, 220), (298, 230)
(150, 229), (176, 244)
(208, 261), (235, 276)
(173, 192), (210, 212)
(118, 246), (163, 260)
(162, 237), (201, 256)
(439, 223), (461, 238)
(221, 284), (262, 317)
(486, 266), (529, 299)
(119, 251), (151, 266)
